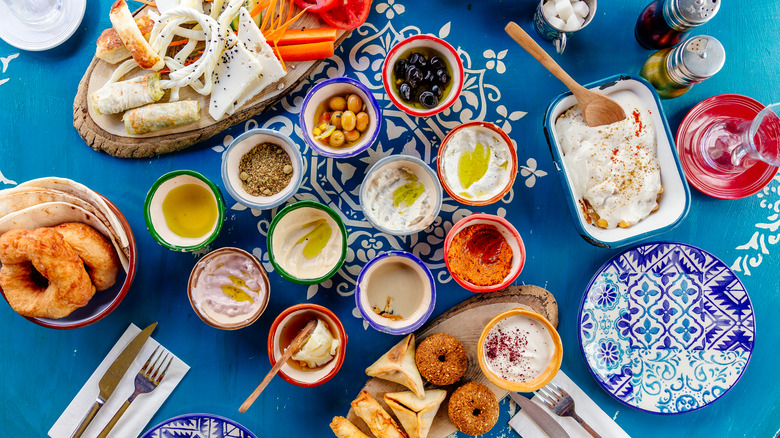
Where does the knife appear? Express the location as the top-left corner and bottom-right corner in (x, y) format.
(70, 322), (157, 438)
(509, 392), (570, 438)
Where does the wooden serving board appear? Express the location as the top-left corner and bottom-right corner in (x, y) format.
(73, 5), (349, 158)
(345, 285), (559, 438)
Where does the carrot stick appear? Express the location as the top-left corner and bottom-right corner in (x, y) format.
(250, 0), (271, 18)
(273, 41), (287, 71)
(277, 28), (337, 46)
(261, 0), (276, 31)
(168, 39), (190, 47)
(275, 41), (335, 62)
(265, 6), (310, 42)
(158, 55), (200, 75)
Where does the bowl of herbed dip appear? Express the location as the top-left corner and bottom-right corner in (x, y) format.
(359, 155), (443, 235)
(221, 128), (304, 210)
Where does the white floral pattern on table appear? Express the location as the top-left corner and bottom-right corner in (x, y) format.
(731, 175), (780, 276)
(212, 18), (532, 328)
(0, 53), (19, 87)
(580, 242), (755, 414)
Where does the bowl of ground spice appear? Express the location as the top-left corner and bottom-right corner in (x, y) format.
(221, 128), (304, 210)
(444, 213), (525, 293)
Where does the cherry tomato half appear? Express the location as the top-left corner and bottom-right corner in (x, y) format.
(320, 0), (371, 30)
(294, 0), (339, 14)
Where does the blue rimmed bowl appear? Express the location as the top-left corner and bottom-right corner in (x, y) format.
(544, 74), (690, 249)
(299, 77), (381, 158)
(355, 251), (435, 335)
(221, 128), (304, 210)
(359, 155), (443, 236)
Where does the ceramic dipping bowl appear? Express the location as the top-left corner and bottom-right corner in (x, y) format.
(383, 34), (464, 117)
(144, 170), (225, 252)
(437, 121), (518, 206)
(268, 303), (348, 387)
(267, 200), (348, 285)
(359, 155), (443, 236)
(355, 251), (436, 335)
(187, 247), (270, 330)
(477, 308), (563, 392)
(221, 128), (304, 210)
(299, 77), (382, 158)
(444, 213), (525, 293)
(544, 74), (690, 248)
(0, 196), (138, 329)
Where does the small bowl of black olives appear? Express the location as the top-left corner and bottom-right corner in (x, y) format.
(383, 34), (464, 117)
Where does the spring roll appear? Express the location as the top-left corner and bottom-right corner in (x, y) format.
(330, 417), (370, 438)
(90, 73), (164, 115)
(96, 15), (155, 64)
(123, 101), (200, 135)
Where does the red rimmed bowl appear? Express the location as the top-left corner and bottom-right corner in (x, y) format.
(267, 303), (348, 387)
(437, 121), (518, 206)
(383, 34), (464, 117)
(443, 213), (525, 293)
(0, 196), (137, 329)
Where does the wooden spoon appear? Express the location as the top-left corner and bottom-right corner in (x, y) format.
(239, 319), (318, 413)
(504, 21), (626, 127)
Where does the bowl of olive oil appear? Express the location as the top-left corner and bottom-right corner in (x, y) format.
(144, 170), (226, 252)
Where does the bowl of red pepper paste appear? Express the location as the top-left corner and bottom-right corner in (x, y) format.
(443, 213), (525, 293)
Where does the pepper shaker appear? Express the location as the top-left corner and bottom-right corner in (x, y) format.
(635, 0), (720, 50)
(639, 35), (725, 99)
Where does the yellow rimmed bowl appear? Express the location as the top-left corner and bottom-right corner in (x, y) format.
(477, 308), (563, 392)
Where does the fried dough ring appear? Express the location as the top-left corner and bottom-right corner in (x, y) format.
(51, 222), (120, 291)
(0, 228), (95, 318)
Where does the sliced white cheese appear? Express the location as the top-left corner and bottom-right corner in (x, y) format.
(226, 7), (287, 116)
(208, 29), (264, 121)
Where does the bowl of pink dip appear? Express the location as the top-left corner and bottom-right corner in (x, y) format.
(187, 247), (270, 330)
(477, 308), (562, 392)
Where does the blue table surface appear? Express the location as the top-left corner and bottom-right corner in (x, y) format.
(1, 0), (779, 437)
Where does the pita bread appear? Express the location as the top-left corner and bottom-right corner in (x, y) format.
(330, 416), (371, 438)
(365, 334), (425, 399)
(384, 390), (446, 438)
(350, 391), (407, 438)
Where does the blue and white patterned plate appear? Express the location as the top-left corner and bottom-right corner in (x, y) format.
(578, 242), (755, 414)
(141, 413), (257, 438)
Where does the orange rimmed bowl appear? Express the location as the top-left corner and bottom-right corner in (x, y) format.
(437, 121), (517, 207)
(477, 308), (563, 392)
(267, 303), (348, 387)
(443, 213), (525, 293)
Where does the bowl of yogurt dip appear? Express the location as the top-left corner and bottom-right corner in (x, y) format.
(359, 155), (443, 235)
(187, 247), (270, 330)
(355, 251), (436, 335)
(267, 200), (348, 284)
(144, 170), (226, 252)
(545, 74), (690, 248)
(437, 122), (517, 206)
(268, 303), (347, 387)
(444, 213), (525, 293)
(477, 308), (563, 393)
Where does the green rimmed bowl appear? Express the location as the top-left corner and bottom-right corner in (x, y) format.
(144, 170), (226, 252)
(267, 200), (348, 285)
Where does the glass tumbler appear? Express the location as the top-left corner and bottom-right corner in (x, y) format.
(700, 103), (780, 174)
(1, 0), (63, 29)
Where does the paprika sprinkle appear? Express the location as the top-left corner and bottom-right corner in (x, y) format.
(447, 224), (513, 286)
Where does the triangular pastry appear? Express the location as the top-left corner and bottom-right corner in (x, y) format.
(350, 391), (407, 438)
(365, 334), (425, 398)
(384, 390), (446, 438)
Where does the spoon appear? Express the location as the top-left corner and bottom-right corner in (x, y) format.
(239, 319), (318, 413)
(504, 21), (626, 127)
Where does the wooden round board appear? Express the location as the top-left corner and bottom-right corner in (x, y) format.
(345, 285), (559, 438)
(73, 5), (349, 158)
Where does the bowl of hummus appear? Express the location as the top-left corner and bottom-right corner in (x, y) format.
(437, 122), (517, 206)
(267, 303), (347, 387)
(187, 247), (270, 330)
(545, 74), (690, 248)
(359, 155), (442, 235)
(477, 308), (562, 393)
(267, 200), (348, 285)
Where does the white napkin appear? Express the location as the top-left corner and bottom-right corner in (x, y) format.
(508, 370), (631, 438)
(49, 324), (190, 438)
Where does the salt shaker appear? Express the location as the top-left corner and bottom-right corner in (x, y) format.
(639, 35), (725, 99)
(634, 0), (720, 50)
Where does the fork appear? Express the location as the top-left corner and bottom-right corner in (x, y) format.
(537, 382), (602, 438)
(96, 346), (173, 438)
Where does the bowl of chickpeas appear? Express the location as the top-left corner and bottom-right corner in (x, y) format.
(300, 77), (382, 158)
